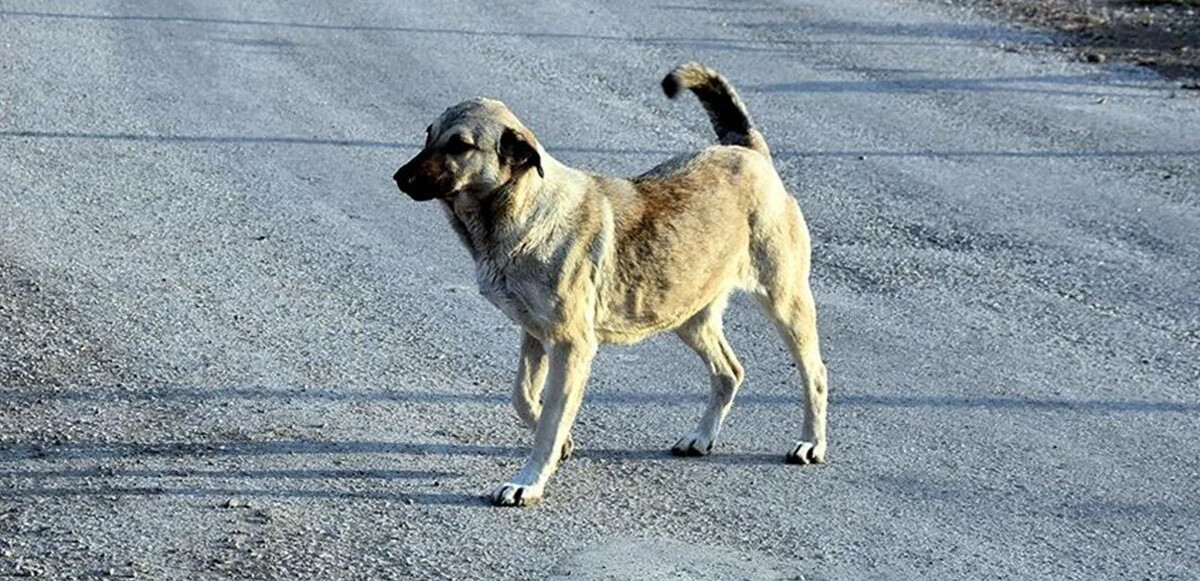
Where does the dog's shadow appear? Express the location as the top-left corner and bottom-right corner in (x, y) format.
(0, 439), (781, 507)
(0, 440), (486, 506)
(575, 447), (782, 465)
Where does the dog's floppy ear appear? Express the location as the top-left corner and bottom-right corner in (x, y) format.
(499, 126), (544, 179)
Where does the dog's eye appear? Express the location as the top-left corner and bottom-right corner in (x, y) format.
(442, 136), (474, 155)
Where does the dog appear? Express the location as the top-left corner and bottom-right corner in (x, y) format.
(393, 63), (828, 506)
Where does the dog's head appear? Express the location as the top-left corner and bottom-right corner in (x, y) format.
(393, 98), (544, 202)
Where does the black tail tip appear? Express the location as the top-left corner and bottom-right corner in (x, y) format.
(661, 73), (682, 99)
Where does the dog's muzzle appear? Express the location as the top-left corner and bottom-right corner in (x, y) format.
(393, 158), (440, 202)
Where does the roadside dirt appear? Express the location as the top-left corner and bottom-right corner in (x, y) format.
(958, 0), (1200, 82)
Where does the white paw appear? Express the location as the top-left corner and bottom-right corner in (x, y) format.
(490, 482), (544, 507)
(559, 434), (575, 462)
(785, 441), (827, 465)
(670, 430), (716, 457)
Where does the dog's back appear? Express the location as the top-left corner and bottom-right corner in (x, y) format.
(590, 65), (795, 344)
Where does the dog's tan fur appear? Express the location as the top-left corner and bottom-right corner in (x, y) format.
(394, 63), (828, 506)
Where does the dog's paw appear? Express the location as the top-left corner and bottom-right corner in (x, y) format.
(559, 434), (575, 463)
(490, 482), (544, 507)
(785, 441), (827, 465)
(670, 431), (716, 457)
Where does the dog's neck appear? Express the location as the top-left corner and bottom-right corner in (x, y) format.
(442, 155), (585, 265)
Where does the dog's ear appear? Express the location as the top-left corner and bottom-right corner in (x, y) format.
(499, 126), (544, 179)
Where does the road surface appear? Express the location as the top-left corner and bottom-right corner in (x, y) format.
(2, 0), (1198, 579)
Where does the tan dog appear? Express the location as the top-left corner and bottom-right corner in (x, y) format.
(393, 63), (828, 506)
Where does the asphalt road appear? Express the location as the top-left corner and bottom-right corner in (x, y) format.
(2, 0), (1198, 579)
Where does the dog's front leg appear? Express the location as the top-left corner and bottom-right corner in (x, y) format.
(492, 336), (596, 506)
(511, 332), (547, 429)
(511, 332), (576, 462)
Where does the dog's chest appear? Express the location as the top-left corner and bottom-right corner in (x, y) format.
(445, 197), (559, 331)
(475, 257), (554, 329)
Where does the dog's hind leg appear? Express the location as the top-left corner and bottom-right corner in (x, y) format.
(511, 332), (574, 461)
(755, 273), (829, 465)
(752, 205), (829, 464)
(671, 296), (745, 457)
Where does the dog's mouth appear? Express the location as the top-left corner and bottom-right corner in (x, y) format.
(393, 169), (455, 202)
(399, 186), (441, 202)
(398, 185), (458, 202)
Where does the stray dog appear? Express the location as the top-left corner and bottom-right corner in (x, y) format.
(393, 63), (828, 506)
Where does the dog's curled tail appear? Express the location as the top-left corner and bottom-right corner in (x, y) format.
(662, 62), (771, 160)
